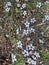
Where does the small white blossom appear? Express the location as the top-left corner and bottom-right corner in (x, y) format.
(40, 61), (43, 64)
(17, 41), (22, 48)
(24, 21), (30, 28)
(5, 2), (12, 12)
(30, 18), (36, 23)
(31, 60), (36, 65)
(27, 58), (32, 64)
(34, 51), (40, 58)
(11, 53), (17, 63)
(27, 58), (36, 65)
(5, 7), (10, 12)
(23, 10), (27, 16)
(45, 1), (49, 4)
(17, 4), (21, 7)
(27, 37), (30, 41)
(16, 0), (19, 2)
(26, 44), (35, 51)
(39, 39), (44, 44)
(32, 56), (37, 60)
(22, 50), (29, 57)
(36, 2), (42, 8)
(45, 15), (49, 20)
(22, 3), (26, 8)
(16, 29), (19, 34)
(5, 34), (9, 38)
(5, 2), (12, 7)
(30, 28), (35, 33)
(29, 44), (35, 51)
(23, 29), (29, 35)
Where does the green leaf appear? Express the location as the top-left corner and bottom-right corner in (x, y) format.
(32, 0), (37, 7)
(40, 51), (49, 61)
(15, 40), (18, 47)
(0, 0), (2, 3)
(26, 3), (32, 10)
(15, 8), (20, 13)
(15, 52), (21, 57)
(14, 57), (25, 65)
(46, 4), (49, 8)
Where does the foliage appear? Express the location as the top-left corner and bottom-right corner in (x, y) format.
(40, 51), (49, 61)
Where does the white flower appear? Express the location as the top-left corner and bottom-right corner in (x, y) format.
(22, 50), (29, 57)
(29, 44), (35, 51)
(27, 37), (30, 41)
(34, 52), (40, 58)
(16, 0), (19, 2)
(45, 15), (49, 20)
(30, 18), (36, 23)
(22, 3), (26, 8)
(23, 10), (27, 16)
(27, 58), (36, 65)
(32, 56), (37, 60)
(16, 29), (19, 34)
(31, 60), (36, 65)
(40, 61), (43, 64)
(5, 34), (9, 38)
(26, 44), (35, 51)
(11, 53), (17, 63)
(5, 7), (10, 12)
(17, 4), (21, 7)
(17, 41), (22, 48)
(30, 28), (35, 33)
(5, 2), (12, 12)
(24, 21), (30, 28)
(5, 2), (12, 7)
(36, 2), (42, 8)
(39, 39), (44, 44)
(7, 2), (11, 6)
(27, 58), (32, 64)
(23, 29), (29, 35)
(45, 1), (49, 4)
